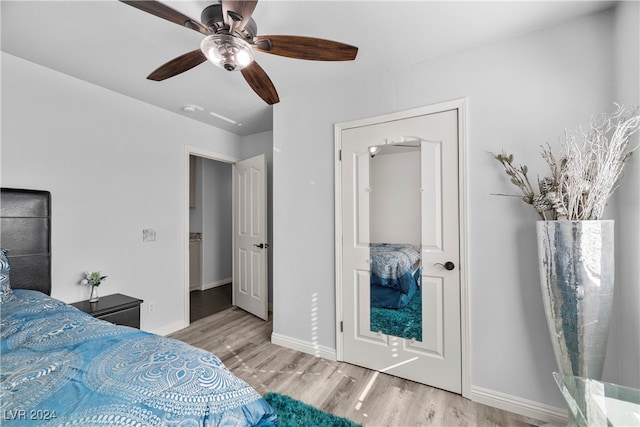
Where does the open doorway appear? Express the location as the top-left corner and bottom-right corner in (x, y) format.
(188, 154), (233, 322)
(183, 146), (272, 328)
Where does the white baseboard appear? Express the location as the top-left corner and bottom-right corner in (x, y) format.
(147, 319), (189, 337)
(271, 332), (337, 361)
(201, 277), (232, 291)
(469, 385), (568, 425)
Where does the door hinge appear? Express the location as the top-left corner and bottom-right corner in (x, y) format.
(338, 150), (342, 161)
(340, 321), (343, 332)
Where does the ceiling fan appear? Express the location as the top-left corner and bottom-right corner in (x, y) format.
(120, 0), (359, 105)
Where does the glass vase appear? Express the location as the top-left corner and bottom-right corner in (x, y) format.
(89, 285), (99, 303)
(537, 220), (614, 426)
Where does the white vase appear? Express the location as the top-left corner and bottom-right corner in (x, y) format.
(536, 220), (615, 425)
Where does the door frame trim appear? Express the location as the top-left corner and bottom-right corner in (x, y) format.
(333, 98), (470, 398)
(183, 146), (240, 328)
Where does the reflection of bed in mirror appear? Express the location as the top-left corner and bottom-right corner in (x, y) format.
(369, 243), (422, 341)
(370, 243), (421, 309)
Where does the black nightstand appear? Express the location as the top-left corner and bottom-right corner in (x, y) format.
(71, 293), (144, 329)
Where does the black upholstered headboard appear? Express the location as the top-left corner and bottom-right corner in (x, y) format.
(0, 188), (52, 295)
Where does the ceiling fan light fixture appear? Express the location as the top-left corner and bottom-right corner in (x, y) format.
(119, 0), (358, 105)
(200, 34), (254, 71)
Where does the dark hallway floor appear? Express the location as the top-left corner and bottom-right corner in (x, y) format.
(190, 284), (232, 323)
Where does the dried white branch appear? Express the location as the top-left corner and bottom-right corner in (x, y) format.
(560, 105), (640, 219)
(493, 104), (640, 221)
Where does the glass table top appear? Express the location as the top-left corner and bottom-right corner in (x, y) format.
(553, 372), (640, 427)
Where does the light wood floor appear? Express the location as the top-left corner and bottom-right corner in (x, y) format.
(170, 307), (542, 427)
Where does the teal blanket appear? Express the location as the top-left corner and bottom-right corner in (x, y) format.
(1, 289), (276, 426)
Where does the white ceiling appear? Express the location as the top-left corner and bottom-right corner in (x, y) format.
(1, 0), (613, 136)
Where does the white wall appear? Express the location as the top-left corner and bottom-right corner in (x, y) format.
(611, 0), (640, 389)
(1, 53), (243, 334)
(200, 158), (232, 287)
(272, 8), (631, 419)
(189, 157), (203, 234)
(370, 150), (421, 244)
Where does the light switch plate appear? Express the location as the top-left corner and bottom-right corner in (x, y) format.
(143, 229), (156, 242)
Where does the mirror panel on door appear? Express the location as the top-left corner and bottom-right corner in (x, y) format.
(368, 142), (423, 342)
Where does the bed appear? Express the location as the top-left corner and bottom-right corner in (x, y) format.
(0, 188), (277, 426)
(369, 243), (421, 310)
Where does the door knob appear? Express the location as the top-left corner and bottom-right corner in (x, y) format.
(434, 261), (455, 271)
(253, 243), (270, 249)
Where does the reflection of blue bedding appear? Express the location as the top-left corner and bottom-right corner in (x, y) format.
(371, 269), (420, 309)
(370, 243), (421, 294)
(370, 243), (421, 309)
(1, 289), (277, 426)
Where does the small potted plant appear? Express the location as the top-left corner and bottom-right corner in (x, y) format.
(80, 271), (107, 303)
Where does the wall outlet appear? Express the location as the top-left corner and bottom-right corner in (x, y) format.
(148, 302), (155, 314)
(143, 229), (156, 242)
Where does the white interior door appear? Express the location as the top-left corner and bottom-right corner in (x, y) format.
(233, 154), (268, 320)
(339, 108), (462, 393)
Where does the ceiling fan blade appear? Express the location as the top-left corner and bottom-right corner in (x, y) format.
(120, 0), (210, 35)
(254, 35), (358, 61)
(147, 50), (207, 81)
(221, 0), (258, 32)
(241, 61), (279, 105)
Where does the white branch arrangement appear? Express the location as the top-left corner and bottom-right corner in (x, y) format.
(492, 104), (640, 221)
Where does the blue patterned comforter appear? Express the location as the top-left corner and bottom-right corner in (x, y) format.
(370, 243), (421, 294)
(1, 289), (277, 426)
